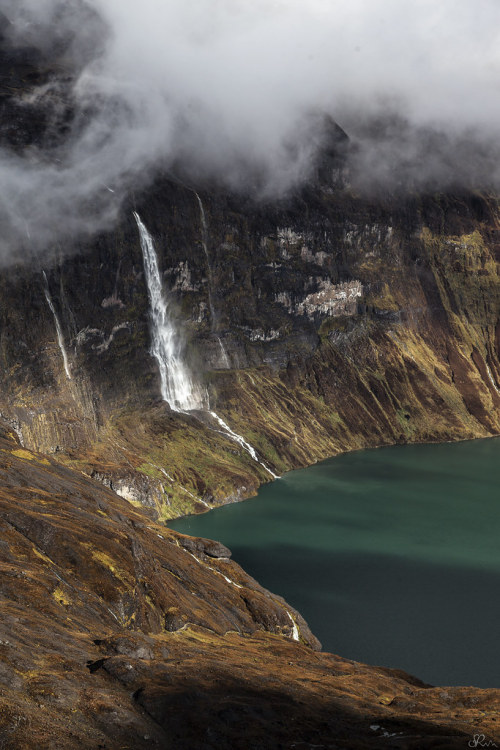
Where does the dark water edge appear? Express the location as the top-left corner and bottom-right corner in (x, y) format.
(170, 438), (500, 687)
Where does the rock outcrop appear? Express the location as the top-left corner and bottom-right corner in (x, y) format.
(1, 175), (499, 520)
(0, 426), (498, 749)
(1, 31), (500, 518)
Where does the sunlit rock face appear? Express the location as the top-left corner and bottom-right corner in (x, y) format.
(0, 36), (499, 523)
(1, 163), (499, 520)
(276, 278), (363, 318)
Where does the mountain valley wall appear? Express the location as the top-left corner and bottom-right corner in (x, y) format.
(0, 180), (499, 517)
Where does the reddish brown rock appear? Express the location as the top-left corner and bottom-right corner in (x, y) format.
(0, 426), (498, 749)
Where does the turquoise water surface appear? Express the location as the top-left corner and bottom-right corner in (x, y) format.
(170, 439), (500, 687)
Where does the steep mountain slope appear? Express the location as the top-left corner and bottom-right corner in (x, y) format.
(1, 36), (499, 519)
(0, 425), (498, 749)
(1, 178), (499, 519)
(0, 28), (500, 750)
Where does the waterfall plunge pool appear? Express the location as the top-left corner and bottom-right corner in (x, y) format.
(170, 438), (500, 687)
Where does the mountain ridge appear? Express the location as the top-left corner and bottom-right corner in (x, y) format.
(0, 36), (499, 748)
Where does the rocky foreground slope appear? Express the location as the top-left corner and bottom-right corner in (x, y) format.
(0, 425), (498, 749)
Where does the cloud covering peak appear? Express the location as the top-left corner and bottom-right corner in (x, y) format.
(2, 0), (500, 262)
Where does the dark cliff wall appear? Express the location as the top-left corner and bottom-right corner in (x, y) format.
(1, 38), (499, 517)
(0, 174), (499, 518)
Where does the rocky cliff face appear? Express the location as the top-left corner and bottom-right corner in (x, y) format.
(1, 35), (500, 749)
(1, 174), (499, 519)
(1, 39), (499, 520)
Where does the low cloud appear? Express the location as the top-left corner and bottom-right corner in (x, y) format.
(1, 0), (500, 262)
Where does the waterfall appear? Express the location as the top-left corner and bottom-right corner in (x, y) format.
(192, 196), (277, 473)
(209, 411), (279, 479)
(42, 271), (72, 381)
(216, 336), (231, 369)
(195, 193), (231, 369)
(486, 363), (500, 396)
(134, 212), (206, 412)
(135, 209), (278, 478)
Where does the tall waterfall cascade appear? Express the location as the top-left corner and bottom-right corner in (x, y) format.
(42, 271), (72, 381)
(134, 211), (278, 479)
(134, 212), (207, 411)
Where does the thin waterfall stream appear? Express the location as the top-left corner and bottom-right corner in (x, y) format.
(195, 194), (216, 328)
(42, 271), (72, 381)
(209, 411), (278, 479)
(134, 212), (278, 479)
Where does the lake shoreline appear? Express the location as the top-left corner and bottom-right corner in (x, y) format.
(171, 437), (500, 688)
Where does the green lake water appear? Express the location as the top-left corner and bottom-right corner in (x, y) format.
(170, 439), (500, 687)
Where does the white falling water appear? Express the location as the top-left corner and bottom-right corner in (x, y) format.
(193, 197), (278, 474)
(134, 212), (206, 411)
(216, 336), (231, 368)
(286, 610), (300, 641)
(486, 363), (500, 396)
(195, 193), (216, 324)
(209, 411), (279, 479)
(134, 209), (278, 479)
(42, 271), (72, 380)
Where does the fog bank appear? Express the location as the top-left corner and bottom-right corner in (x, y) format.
(2, 0), (500, 260)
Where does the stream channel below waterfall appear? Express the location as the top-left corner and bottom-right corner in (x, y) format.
(170, 438), (500, 687)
